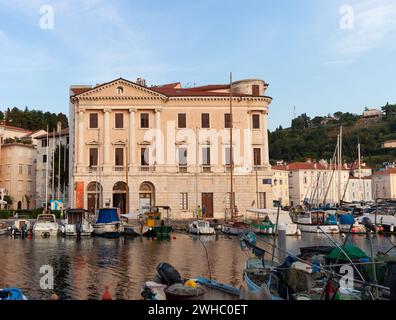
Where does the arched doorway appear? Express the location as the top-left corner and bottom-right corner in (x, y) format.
(139, 182), (155, 211)
(17, 201), (22, 210)
(87, 182), (103, 214)
(113, 182), (128, 215)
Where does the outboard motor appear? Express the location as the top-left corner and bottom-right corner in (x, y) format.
(155, 263), (182, 286)
(361, 217), (376, 233)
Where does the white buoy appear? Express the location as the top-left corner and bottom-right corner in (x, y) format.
(296, 228), (302, 236)
(391, 225), (395, 233)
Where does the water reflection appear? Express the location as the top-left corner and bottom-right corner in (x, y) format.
(0, 233), (395, 300)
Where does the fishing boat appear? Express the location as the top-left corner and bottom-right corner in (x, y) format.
(292, 210), (340, 234)
(188, 220), (216, 235)
(60, 209), (93, 236)
(33, 214), (59, 237)
(338, 214), (366, 234)
(92, 208), (122, 238)
(357, 209), (396, 233)
(243, 258), (283, 300)
(141, 262), (240, 300)
(141, 206), (172, 238)
(247, 209), (300, 236)
(0, 288), (28, 300)
(221, 221), (250, 236)
(120, 212), (145, 237)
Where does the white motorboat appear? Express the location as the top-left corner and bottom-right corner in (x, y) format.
(33, 214), (59, 237)
(60, 209), (93, 236)
(221, 222), (250, 236)
(188, 220), (216, 235)
(13, 216), (32, 232)
(92, 208), (123, 238)
(292, 210), (340, 234)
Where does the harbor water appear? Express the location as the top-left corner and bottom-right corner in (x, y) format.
(0, 232), (395, 300)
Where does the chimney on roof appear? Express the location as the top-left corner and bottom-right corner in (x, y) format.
(136, 78), (147, 87)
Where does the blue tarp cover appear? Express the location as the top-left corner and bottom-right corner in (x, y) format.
(96, 208), (119, 223)
(340, 214), (355, 225)
(326, 214), (337, 225)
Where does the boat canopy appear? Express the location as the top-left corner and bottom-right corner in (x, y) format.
(327, 244), (368, 261)
(339, 214), (356, 225)
(97, 208), (119, 223)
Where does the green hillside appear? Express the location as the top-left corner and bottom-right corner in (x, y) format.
(269, 103), (396, 168)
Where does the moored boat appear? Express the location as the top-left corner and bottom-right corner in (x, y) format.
(33, 214), (59, 237)
(292, 210), (340, 234)
(92, 208), (122, 238)
(338, 214), (366, 234)
(0, 222), (8, 235)
(0, 288), (28, 300)
(188, 220), (215, 235)
(60, 209), (93, 236)
(141, 206), (173, 238)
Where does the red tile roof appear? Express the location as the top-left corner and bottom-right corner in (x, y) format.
(71, 78), (267, 98)
(273, 162), (350, 171)
(70, 87), (92, 95)
(1, 124), (32, 133)
(374, 168), (396, 175)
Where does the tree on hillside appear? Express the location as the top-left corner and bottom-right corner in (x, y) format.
(4, 107), (68, 131)
(292, 113), (311, 130)
(382, 103), (396, 120)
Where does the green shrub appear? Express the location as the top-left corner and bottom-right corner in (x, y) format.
(0, 210), (12, 219)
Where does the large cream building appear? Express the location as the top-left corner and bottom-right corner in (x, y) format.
(69, 77), (274, 219)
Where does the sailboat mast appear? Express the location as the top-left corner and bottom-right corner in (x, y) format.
(45, 125), (49, 212)
(358, 141), (363, 202)
(338, 127), (343, 205)
(229, 72), (235, 220)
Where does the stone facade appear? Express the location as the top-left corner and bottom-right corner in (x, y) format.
(69, 77), (274, 219)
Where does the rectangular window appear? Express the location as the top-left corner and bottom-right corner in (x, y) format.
(224, 113), (232, 129)
(115, 148), (124, 166)
(115, 113), (124, 129)
(89, 113), (98, 129)
(141, 148), (149, 165)
(180, 193), (188, 210)
(179, 148), (187, 166)
(43, 155), (47, 163)
(28, 166), (32, 175)
(178, 113), (186, 129)
(141, 113), (149, 128)
(202, 147), (211, 165)
(252, 114), (260, 129)
(19, 165), (23, 175)
(42, 139), (48, 147)
(201, 113), (210, 128)
(89, 148), (98, 167)
(258, 192), (266, 209)
(254, 148), (261, 166)
(225, 147), (231, 165)
(252, 85), (260, 96)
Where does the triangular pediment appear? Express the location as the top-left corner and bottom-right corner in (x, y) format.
(74, 78), (167, 100)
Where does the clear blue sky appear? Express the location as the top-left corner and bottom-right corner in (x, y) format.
(0, 0), (395, 130)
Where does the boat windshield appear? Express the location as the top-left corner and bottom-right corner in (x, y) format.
(197, 221), (208, 228)
(37, 215), (56, 223)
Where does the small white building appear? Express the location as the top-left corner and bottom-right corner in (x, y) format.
(34, 128), (69, 209)
(271, 166), (290, 206)
(372, 168), (396, 200)
(344, 177), (373, 203)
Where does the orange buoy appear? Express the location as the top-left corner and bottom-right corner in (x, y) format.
(173, 236), (176, 240)
(102, 286), (112, 300)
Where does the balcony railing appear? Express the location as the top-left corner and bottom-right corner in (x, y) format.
(254, 166), (266, 171)
(178, 165), (188, 173)
(202, 165), (212, 173)
(113, 166), (125, 172)
(140, 165), (156, 172)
